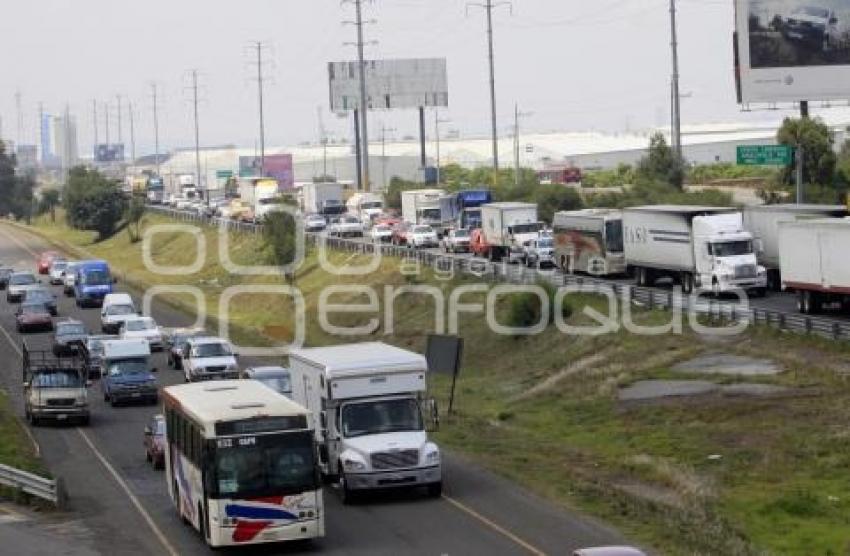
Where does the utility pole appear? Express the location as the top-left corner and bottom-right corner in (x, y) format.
(151, 83), (161, 176)
(669, 0), (682, 158)
(513, 103), (533, 187)
(116, 94), (123, 144)
(128, 100), (136, 164)
(797, 101), (809, 204)
(252, 41), (267, 177)
(38, 102), (44, 164)
(345, 0), (373, 192)
(468, 0), (510, 186)
(317, 106), (328, 178)
(380, 123), (396, 191)
(190, 70), (204, 206)
(435, 110), (449, 186)
(104, 101), (110, 146)
(15, 91), (24, 147)
(92, 99), (99, 154)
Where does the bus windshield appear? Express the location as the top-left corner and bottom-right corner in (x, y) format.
(209, 431), (317, 498)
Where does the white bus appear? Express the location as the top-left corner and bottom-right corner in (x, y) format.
(162, 380), (324, 548)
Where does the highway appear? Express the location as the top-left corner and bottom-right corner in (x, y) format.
(0, 222), (631, 555)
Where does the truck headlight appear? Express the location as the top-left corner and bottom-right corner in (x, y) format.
(343, 458), (366, 472)
(425, 448), (440, 464)
(75, 395), (87, 405)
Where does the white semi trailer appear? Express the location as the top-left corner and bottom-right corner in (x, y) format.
(743, 204), (847, 290)
(779, 217), (850, 314)
(623, 205), (767, 296)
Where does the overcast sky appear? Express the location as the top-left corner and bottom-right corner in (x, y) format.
(0, 0), (815, 156)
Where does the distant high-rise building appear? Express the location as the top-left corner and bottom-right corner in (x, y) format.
(41, 113), (54, 166)
(52, 115), (79, 170)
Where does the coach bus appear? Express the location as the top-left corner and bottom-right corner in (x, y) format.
(162, 380), (324, 547)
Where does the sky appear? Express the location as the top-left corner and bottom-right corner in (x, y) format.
(0, 0), (821, 157)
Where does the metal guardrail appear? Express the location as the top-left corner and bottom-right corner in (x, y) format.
(146, 205), (850, 342)
(0, 463), (63, 506)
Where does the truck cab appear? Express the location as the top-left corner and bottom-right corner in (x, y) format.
(101, 339), (158, 406)
(23, 342), (90, 426)
(289, 342), (441, 504)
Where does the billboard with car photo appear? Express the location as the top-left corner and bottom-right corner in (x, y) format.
(736, 0), (850, 102)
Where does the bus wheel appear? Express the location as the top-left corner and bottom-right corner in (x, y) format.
(199, 504), (212, 544)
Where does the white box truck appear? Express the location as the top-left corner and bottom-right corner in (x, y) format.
(401, 189), (458, 236)
(743, 204), (847, 290)
(475, 202), (543, 263)
(779, 218), (850, 314)
(553, 209), (625, 276)
(303, 182), (345, 216)
(238, 178), (284, 221)
(623, 205), (767, 295)
(346, 192), (384, 222)
(288, 342), (442, 504)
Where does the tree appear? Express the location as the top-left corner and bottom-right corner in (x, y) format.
(533, 184), (583, 224)
(64, 166), (125, 240)
(636, 132), (686, 189)
(38, 188), (61, 222)
(262, 204), (299, 282)
(777, 117), (836, 187)
(0, 142), (35, 221)
(125, 193), (146, 243)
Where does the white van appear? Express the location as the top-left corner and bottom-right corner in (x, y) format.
(101, 293), (138, 334)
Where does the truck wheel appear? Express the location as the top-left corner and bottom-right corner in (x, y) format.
(339, 472), (357, 505)
(426, 482), (443, 498)
(635, 267), (644, 287)
(681, 272), (694, 294)
(799, 291), (812, 315)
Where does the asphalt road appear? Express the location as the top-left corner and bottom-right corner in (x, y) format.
(0, 222), (631, 555)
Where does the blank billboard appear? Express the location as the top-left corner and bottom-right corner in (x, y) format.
(736, 0), (850, 102)
(328, 58), (448, 112)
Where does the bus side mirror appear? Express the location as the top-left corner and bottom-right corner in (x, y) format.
(144, 426), (152, 436)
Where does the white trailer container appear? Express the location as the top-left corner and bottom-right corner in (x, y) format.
(623, 205), (767, 295)
(478, 202), (542, 262)
(779, 218), (850, 314)
(303, 182), (345, 216)
(743, 204), (847, 290)
(288, 342), (441, 503)
(553, 209), (625, 276)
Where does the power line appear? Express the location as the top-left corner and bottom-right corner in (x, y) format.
(186, 69), (204, 206)
(247, 41), (272, 177)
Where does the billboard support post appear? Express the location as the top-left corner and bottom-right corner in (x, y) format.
(800, 100), (809, 118)
(419, 106), (426, 169)
(354, 108), (363, 191)
(796, 145), (804, 204)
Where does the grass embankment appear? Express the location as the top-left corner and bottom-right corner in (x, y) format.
(27, 212), (850, 554)
(0, 392), (42, 474)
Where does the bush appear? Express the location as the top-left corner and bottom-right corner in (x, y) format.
(505, 282), (573, 329)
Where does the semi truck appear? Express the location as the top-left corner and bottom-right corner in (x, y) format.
(401, 189), (458, 236)
(346, 192), (384, 222)
(455, 189), (493, 230)
(303, 182), (345, 216)
(288, 342), (442, 504)
(743, 204), (847, 290)
(553, 209), (625, 276)
(237, 177), (284, 221)
(779, 218), (850, 314)
(623, 205), (767, 296)
(146, 177), (165, 204)
(471, 202), (543, 263)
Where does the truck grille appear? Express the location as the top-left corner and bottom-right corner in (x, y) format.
(371, 450), (419, 470)
(205, 366), (226, 373)
(734, 265), (757, 279)
(46, 398), (75, 407)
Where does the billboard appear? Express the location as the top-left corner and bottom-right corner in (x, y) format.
(736, 0), (850, 102)
(328, 58), (448, 112)
(95, 143), (125, 163)
(264, 154), (294, 189)
(239, 156), (262, 178)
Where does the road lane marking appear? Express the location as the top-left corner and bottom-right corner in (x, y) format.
(76, 429), (179, 556)
(0, 225), (178, 556)
(442, 494), (547, 556)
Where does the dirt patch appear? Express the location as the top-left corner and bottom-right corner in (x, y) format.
(618, 380), (791, 402)
(673, 354), (782, 377)
(513, 352), (611, 402)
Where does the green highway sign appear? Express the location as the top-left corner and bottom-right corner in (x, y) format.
(215, 170), (234, 179)
(736, 145), (793, 166)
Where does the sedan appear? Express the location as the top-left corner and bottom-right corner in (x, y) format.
(143, 414), (166, 470)
(408, 225), (439, 248)
(165, 328), (204, 370)
(120, 317), (164, 350)
(52, 319), (88, 356)
(370, 224), (394, 243)
(15, 302), (53, 333)
(0, 267), (13, 290)
(7, 272), (39, 302)
(48, 260), (70, 285)
(305, 214), (327, 232)
(37, 251), (60, 274)
(22, 287), (58, 316)
(63, 262), (80, 296)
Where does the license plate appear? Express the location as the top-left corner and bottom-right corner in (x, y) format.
(131, 393), (141, 398)
(57, 414), (67, 420)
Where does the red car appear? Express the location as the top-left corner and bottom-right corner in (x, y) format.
(16, 301), (54, 332)
(37, 251), (60, 275)
(143, 414), (166, 469)
(391, 222), (412, 246)
(469, 228), (492, 258)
